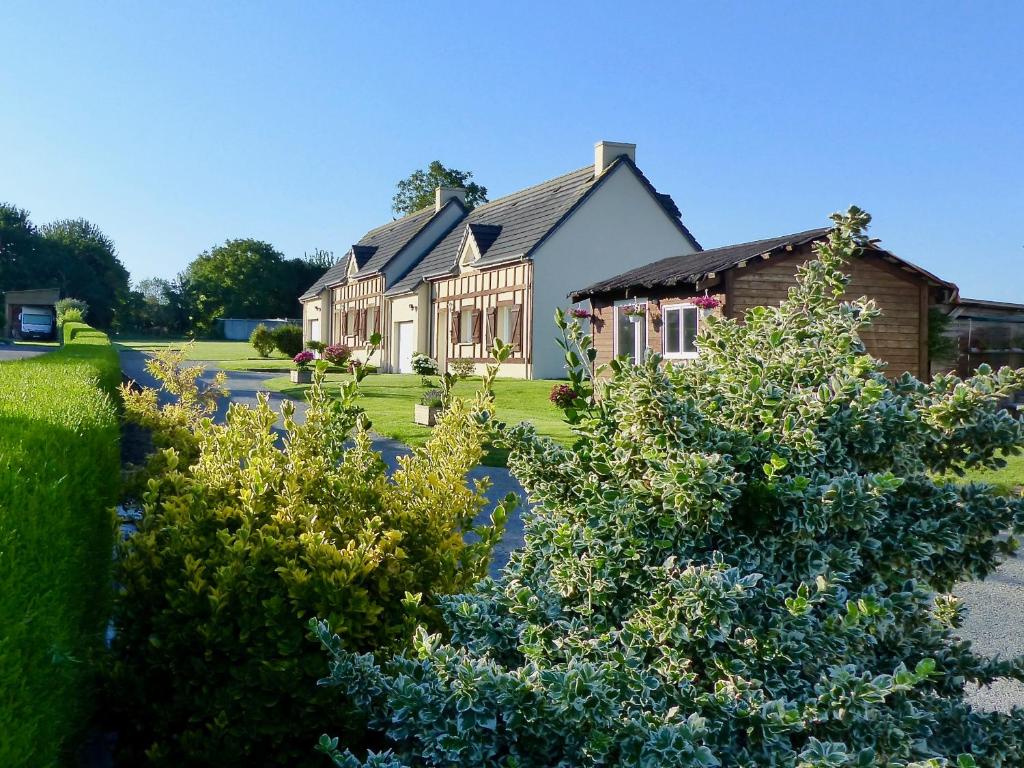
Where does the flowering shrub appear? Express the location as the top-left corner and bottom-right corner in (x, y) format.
(568, 307), (592, 320)
(316, 208), (1024, 767)
(411, 352), (439, 377)
(109, 356), (513, 765)
(324, 344), (351, 366)
(548, 383), (577, 408)
(449, 358), (475, 379)
(293, 349), (315, 368)
(692, 293), (722, 310)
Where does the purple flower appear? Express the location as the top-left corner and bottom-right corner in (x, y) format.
(569, 307), (592, 320)
(692, 294), (721, 310)
(549, 384), (579, 409)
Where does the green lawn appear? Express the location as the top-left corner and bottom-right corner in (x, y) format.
(265, 372), (573, 467)
(946, 453), (1024, 495)
(114, 337), (290, 366)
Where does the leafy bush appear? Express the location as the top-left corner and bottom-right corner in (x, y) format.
(548, 382), (577, 408)
(55, 297), (89, 323)
(317, 209), (1024, 767)
(250, 323), (276, 357)
(0, 323), (119, 767)
(420, 388), (444, 408)
(324, 344), (352, 366)
(411, 352), (438, 377)
(448, 358), (475, 378)
(58, 306), (83, 325)
(308, 340), (327, 354)
(271, 323), (304, 357)
(108, 357), (513, 766)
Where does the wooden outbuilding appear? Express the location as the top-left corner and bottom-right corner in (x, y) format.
(3, 288), (60, 340)
(571, 229), (959, 379)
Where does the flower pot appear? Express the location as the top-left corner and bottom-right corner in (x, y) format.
(628, 314), (644, 324)
(290, 368), (312, 384)
(414, 403), (439, 426)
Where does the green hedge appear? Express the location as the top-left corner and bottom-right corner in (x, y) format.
(0, 325), (121, 766)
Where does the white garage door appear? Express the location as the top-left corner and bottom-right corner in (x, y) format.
(396, 321), (415, 373)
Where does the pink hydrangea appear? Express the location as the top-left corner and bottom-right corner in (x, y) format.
(549, 384), (578, 409)
(293, 350), (315, 368)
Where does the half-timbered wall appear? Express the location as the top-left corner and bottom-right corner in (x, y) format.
(331, 275), (386, 366)
(432, 262), (532, 376)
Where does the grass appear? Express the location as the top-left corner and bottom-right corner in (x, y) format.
(0, 322), (120, 766)
(944, 453), (1024, 495)
(114, 336), (289, 364)
(265, 372), (574, 467)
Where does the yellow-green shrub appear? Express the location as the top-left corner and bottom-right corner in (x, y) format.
(109, 359), (512, 766)
(0, 325), (120, 767)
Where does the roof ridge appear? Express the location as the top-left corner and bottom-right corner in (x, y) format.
(466, 164), (594, 215)
(696, 227), (832, 255)
(360, 203), (436, 237)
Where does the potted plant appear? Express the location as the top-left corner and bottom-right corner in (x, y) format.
(693, 293), (722, 316)
(622, 303), (646, 323)
(323, 344), (351, 369)
(290, 350), (315, 383)
(414, 388), (444, 426)
(568, 307), (592, 321)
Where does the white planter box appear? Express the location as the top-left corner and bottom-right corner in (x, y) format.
(290, 369), (312, 384)
(414, 404), (439, 426)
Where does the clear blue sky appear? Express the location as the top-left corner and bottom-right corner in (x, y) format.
(3, 2), (1022, 300)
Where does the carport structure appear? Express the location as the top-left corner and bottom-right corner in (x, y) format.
(3, 288), (60, 340)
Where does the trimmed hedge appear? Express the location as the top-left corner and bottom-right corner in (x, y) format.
(0, 325), (121, 766)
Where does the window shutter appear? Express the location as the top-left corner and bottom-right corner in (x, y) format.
(342, 309), (349, 336)
(472, 309), (482, 344)
(486, 307), (497, 346)
(510, 304), (523, 350)
(450, 313), (460, 344)
(373, 307), (380, 334)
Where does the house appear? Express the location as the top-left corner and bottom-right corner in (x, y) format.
(300, 141), (701, 378)
(570, 228), (959, 379)
(940, 297), (1024, 378)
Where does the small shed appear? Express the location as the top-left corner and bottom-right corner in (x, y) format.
(218, 317), (301, 341)
(3, 288), (61, 340)
(943, 297), (1024, 377)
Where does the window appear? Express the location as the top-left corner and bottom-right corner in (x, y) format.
(366, 306), (377, 341)
(460, 309), (474, 344)
(497, 305), (513, 343)
(614, 299), (647, 363)
(662, 304), (699, 359)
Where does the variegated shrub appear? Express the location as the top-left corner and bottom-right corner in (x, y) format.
(317, 209), (1024, 767)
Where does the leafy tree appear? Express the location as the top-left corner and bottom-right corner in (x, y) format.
(392, 161), (488, 216)
(250, 323), (276, 357)
(0, 203), (41, 291)
(182, 240), (328, 334)
(39, 218), (129, 329)
(109, 350), (511, 765)
(317, 209), (1024, 767)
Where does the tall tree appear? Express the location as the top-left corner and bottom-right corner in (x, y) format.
(38, 218), (129, 330)
(0, 203), (41, 293)
(392, 161), (488, 215)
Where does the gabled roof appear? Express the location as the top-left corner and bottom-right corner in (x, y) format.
(387, 156), (698, 295)
(571, 227), (956, 299)
(300, 203), (459, 300)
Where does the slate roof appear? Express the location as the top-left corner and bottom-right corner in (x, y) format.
(387, 157), (698, 296)
(299, 204), (452, 300)
(571, 228), (832, 298)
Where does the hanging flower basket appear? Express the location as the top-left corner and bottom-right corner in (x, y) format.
(568, 307), (592, 320)
(692, 294), (721, 312)
(623, 304), (646, 322)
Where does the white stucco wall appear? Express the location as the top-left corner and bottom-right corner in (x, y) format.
(301, 296), (324, 346)
(529, 164), (698, 379)
(386, 282), (431, 372)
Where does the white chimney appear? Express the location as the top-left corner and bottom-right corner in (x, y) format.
(594, 140), (636, 176)
(435, 186), (466, 212)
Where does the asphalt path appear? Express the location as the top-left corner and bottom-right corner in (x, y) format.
(0, 342), (54, 361)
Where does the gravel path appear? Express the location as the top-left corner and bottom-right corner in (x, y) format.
(118, 348), (527, 570)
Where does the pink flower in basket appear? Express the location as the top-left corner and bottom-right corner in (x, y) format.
(293, 350), (315, 369)
(692, 294), (721, 311)
(569, 307), (592, 320)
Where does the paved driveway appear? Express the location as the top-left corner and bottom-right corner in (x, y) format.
(118, 348), (527, 570)
(0, 342), (54, 361)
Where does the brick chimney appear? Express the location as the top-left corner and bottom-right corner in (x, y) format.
(435, 187), (466, 212)
(594, 140), (636, 176)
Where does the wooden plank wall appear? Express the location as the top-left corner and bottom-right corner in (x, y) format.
(432, 262), (532, 364)
(726, 245), (927, 377)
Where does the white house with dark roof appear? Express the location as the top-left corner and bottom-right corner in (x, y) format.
(300, 140), (700, 378)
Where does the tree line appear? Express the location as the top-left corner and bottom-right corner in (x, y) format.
(0, 161), (487, 337)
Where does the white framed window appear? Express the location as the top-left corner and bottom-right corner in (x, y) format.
(662, 304), (699, 359)
(459, 308), (474, 344)
(614, 298), (647, 363)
